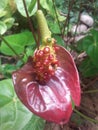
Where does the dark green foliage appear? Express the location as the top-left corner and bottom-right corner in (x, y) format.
(77, 29), (98, 77)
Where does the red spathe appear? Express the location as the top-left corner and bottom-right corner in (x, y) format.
(12, 45), (81, 124)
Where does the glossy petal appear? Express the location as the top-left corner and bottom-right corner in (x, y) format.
(12, 45), (81, 124)
(55, 45), (81, 106)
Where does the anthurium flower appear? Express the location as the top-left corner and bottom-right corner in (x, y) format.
(12, 10), (81, 124)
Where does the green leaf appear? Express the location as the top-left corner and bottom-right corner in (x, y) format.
(4, 17), (15, 29)
(0, 30), (35, 56)
(57, 11), (66, 22)
(40, 0), (50, 11)
(15, 0), (37, 17)
(0, 64), (18, 78)
(40, 0), (55, 16)
(91, 29), (98, 43)
(28, 0), (37, 13)
(87, 44), (98, 67)
(23, 116), (45, 130)
(22, 46), (35, 62)
(40, 0), (65, 22)
(79, 58), (98, 77)
(77, 35), (94, 52)
(53, 35), (65, 47)
(0, 0), (8, 11)
(0, 21), (7, 34)
(0, 10), (7, 18)
(48, 20), (60, 34)
(0, 79), (45, 130)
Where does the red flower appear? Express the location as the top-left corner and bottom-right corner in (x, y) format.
(12, 43), (81, 124)
(12, 10), (81, 124)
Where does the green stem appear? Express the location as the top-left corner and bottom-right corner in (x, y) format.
(36, 10), (51, 41)
(83, 89), (98, 94)
(52, 0), (62, 36)
(74, 109), (98, 123)
(0, 34), (20, 59)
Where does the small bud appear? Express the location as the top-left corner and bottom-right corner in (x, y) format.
(47, 38), (52, 43)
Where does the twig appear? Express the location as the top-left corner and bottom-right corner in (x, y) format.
(62, 0), (75, 38)
(73, 1), (82, 42)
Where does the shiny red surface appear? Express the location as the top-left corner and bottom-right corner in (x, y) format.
(12, 45), (81, 124)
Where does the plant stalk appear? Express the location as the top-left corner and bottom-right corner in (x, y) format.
(52, 0), (62, 36)
(37, 0), (40, 9)
(83, 89), (98, 94)
(74, 109), (98, 123)
(0, 34), (20, 59)
(22, 0), (39, 49)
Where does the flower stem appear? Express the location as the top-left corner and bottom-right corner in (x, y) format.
(22, 0), (39, 49)
(83, 89), (98, 94)
(37, 0), (40, 9)
(74, 109), (98, 123)
(52, 0), (62, 36)
(0, 34), (20, 59)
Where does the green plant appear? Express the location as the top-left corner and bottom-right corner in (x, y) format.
(0, 0), (98, 130)
(77, 29), (98, 77)
(0, 79), (45, 130)
(0, 0), (16, 35)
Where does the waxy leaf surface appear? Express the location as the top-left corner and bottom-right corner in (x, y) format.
(0, 79), (45, 130)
